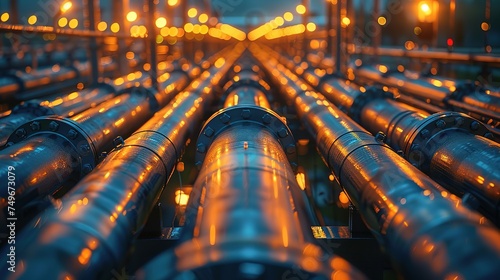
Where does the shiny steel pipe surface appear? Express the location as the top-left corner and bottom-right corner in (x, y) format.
(138, 67), (365, 280)
(354, 66), (500, 116)
(252, 46), (500, 279)
(0, 84), (115, 146)
(0, 58), (203, 229)
(276, 49), (500, 226)
(0, 45), (244, 280)
(360, 99), (500, 225)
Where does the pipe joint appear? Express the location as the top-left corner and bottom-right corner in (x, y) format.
(196, 105), (298, 171)
(448, 82), (482, 101)
(403, 112), (490, 170)
(6, 116), (97, 176)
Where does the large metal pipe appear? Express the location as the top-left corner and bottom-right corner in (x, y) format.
(353, 65), (500, 123)
(274, 53), (500, 226)
(0, 45), (245, 280)
(0, 90), (156, 228)
(137, 58), (366, 280)
(0, 57), (118, 102)
(0, 84), (114, 147)
(360, 99), (500, 225)
(0, 54), (213, 232)
(251, 45), (500, 279)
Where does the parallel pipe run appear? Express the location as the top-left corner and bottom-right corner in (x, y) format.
(137, 59), (365, 280)
(0, 57), (117, 102)
(270, 50), (500, 225)
(0, 63), (195, 148)
(251, 45), (500, 280)
(0, 84), (115, 147)
(353, 65), (500, 125)
(0, 55), (210, 231)
(0, 90), (155, 228)
(0, 44), (245, 280)
(360, 99), (500, 225)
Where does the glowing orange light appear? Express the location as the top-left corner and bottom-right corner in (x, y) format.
(155, 17), (167, 28)
(296, 4), (306, 15)
(188, 8), (198, 18)
(61, 1), (72, 13)
(126, 11), (138, 22)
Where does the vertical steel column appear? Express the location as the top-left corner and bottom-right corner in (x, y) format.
(373, 0), (380, 64)
(147, 0), (158, 90)
(251, 47), (500, 280)
(112, 0), (128, 75)
(10, 0), (19, 24)
(326, 0), (333, 57)
(166, 0), (175, 56)
(181, 0), (188, 59)
(86, 0), (99, 85)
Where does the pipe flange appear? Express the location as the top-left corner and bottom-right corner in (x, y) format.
(403, 112), (491, 170)
(11, 101), (55, 117)
(6, 116), (97, 176)
(196, 105), (298, 172)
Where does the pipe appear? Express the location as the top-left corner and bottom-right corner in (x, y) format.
(0, 57), (118, 102)
(0, 90), (156, 229)
(360, 99), (500, 225)
(0, 84), (114, 147)
(251, 45), (500, 279)
(137, 57), (366, 280)
(0, 55), (208, 232)
(281, 49), (500, 224)
(0, 45), (244, 280)
(350, 46), (500, 66)
(275, 53), (500, 226)
(353, 65), (500, 123)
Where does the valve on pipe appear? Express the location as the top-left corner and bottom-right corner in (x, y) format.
(137, 56), (366, 280)
(0, 44), (245, 280)
(0, 59), (202, 148)
(251, 44), (500, 280)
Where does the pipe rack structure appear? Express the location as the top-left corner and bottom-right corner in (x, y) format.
(0, 58), (199, 147)
(0, 44), (245, 280)
(251, 44), (500, 279)
(0, 49), (227, 235)
(266, 49), (500, 227)
(0, 57), (121, 102)
(353, 65), (500, 130)
(1, 1), (500, 276)
(137, 53), (366, 280)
